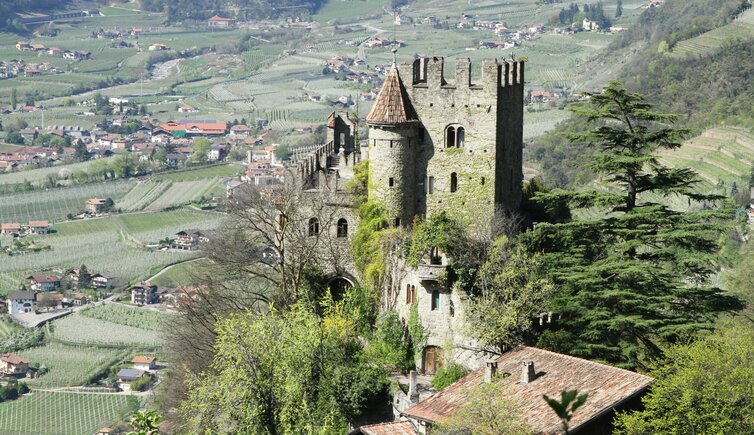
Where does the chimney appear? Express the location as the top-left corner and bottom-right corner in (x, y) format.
(484, 361), (498, 383)
(521, 361), (536, 384)
(408, 370), (419, 403)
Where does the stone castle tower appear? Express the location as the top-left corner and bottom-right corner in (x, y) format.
(366, 55), (525, 228)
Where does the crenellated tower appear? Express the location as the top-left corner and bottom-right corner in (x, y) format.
(366, 55), (524, 230)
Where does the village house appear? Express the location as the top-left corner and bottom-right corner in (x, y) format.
(165, 153), (188, 167)
(172, 230), (211, 250)
(207, 15), (236, 28)
(26, 274), (61, 291)
(27, 220), (49, 235)
(0, 223), (22, 236)
(91, 272), (117, 289)
(36, 292), (64, 310)
(132, 356), (157, 371)
(229, 124), (251, 136)
(15, 42), (32, 51)
(86, 198), (106, 214)
(130, 282), (158, 305)
(583, 18), (601, 31)
(7, 291), (35, 314)
(159, 120), (227, 136)
(160, 285), (201, 309)
(0, 353), (30, 376)
(367, 346), (653, 435)
(116, 368), (145, 391)
(73, 293), (88, 306)
(177, 105), (198, 113)
(395, 14), (412, 26)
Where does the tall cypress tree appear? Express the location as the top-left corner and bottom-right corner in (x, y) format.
(525, 81), (741, 369)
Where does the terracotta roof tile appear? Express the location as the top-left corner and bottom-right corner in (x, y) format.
(366, 66), (418, 125)
(355, 421), (417, 435)
(404, 346), (653, 433)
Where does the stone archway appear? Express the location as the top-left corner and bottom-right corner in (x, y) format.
(327, 276), (354, 301)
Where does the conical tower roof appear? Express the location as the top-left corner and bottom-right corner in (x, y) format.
(366, 65), (419, 125)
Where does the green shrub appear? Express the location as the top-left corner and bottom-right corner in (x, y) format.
(431, 363), (469, 391)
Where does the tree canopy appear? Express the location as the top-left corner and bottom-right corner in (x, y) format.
(525, 82), (741, 368)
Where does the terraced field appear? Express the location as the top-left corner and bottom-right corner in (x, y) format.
(144, 178), (222, 211)
(115, 180), (172, 212)
(0, 180), (134, 223)
(660, 126), (754, 186)
(19, 344), (125, 388)
(672, 8), (754, 58)
(0, 392), (139, 435)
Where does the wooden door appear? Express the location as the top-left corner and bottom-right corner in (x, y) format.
(423, 346), (443, 375)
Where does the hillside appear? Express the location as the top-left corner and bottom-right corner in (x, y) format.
(0, 0), (69, 32)
(529, 0), (754, 187)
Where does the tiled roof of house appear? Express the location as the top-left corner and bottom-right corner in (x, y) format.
(365, 66), (418, 125)
(28, 220), (48, 227)
(403, 346), (653, 433)
(352, 421), (417, 435)
(132, 356), (156, 364)
(0, 353), (30, 365)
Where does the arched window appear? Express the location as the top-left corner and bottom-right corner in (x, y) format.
(411, 285), (416, 304)
(406, 284), (412, 304)
(308, 217), (319, 236)
(457, 127), (465, 147)
(337, 218), (348, 238)
(431, 290), (440, 311)
(450, 172), (458, 193)
(446, 126), (456, 148)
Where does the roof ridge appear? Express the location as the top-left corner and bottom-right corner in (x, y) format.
(516, 345), (653, 380)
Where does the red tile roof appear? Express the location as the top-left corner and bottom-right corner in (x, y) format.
(403, 346), (653, 433)
(28, 220), (48, 228)
(354, 421), (417, 435)
(366, 66), (418, 125)
(132, 356), (156, 364)
(0, 353), (30, 365)
(208, 15), (234, 21)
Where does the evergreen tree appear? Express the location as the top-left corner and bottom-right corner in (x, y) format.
(74, 140), (89, 161)
(10, 88), (17, 111)
(525, 81), (741, 368)
(616, 0), (623, 18)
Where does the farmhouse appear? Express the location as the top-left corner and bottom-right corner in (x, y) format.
(86, 198), (106, 214)
(173, 230), (211, 250)
(160, 285), (202, 309)
(116, 368), (144, 383)
(26, 274), (61, 291)
(177, 105), (198, 113)
(0, 223), (22, 236)
(132, 356), (157, 371)
(27, 220), (49, 235)
(208, 15), (236, 28)
(36, 292), (64, 310)
(0, 353), (30, 376)
(387, 346), (653, 435)
(230, 124), (251, 136)
(7, 291), (36, 314)
(159, 121), (227, 136)
(130, 282), (158, 305)
(91, 272), (117, 289)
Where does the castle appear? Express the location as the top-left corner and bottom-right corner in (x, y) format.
(293, 54), (525, 375)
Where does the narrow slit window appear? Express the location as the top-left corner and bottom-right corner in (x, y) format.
(450, 172), (458, 193)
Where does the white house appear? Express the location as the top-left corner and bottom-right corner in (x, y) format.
(132, 356), (157, 371)
(7, 291), (35, 314)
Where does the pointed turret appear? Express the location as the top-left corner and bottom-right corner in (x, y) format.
(365, 65), (419, 125)
(366, 50), (422, 228)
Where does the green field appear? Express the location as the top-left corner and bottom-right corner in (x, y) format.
(0, 209), (222, 295)
(0, 157), (118, 187)
(79, 304), (169, 331)
(0, 180), (134, 223)
(51, 313), (164, 347)
(154, 164), (244, 181)
(19, 344), (124, 388)
(0, 392), (139, 435)
(149, 257), (212, 288)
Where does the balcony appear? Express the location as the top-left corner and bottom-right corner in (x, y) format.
(416, 263), (446, 281)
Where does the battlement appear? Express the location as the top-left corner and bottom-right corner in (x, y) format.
(408, 57), (524, 90)
(292, 140), (337, 185)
